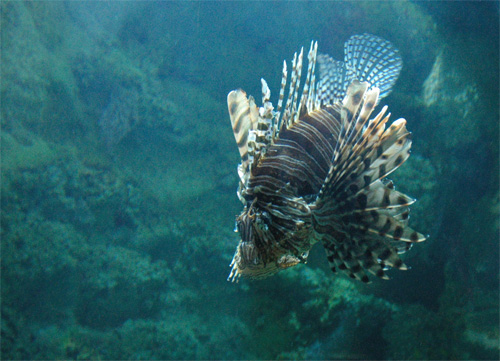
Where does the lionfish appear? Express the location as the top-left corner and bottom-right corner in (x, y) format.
(227, 34), (425, 283)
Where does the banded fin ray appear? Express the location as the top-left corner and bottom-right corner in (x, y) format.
(313, 80), (425, 282)
(228, 41), (320, 191)
(277, 41), (319, 134)
(344, 34), (402, 99)
(227, 90), (259, 169)
(317, 33), (402, 106)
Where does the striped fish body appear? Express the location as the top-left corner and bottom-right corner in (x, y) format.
(227, 35), (425, 283)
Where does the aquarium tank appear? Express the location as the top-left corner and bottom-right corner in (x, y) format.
(1, 1), (498, 360)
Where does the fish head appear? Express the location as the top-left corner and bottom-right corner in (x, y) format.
(227, 203), (304, 281)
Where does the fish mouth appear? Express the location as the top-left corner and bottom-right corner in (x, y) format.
(227, 241), (277, 282)
(227, 241), (305, 282)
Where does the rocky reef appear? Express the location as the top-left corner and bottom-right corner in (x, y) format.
(1, 1), (498, 359)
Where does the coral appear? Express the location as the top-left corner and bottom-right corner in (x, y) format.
(281, 267), (397, 359)
(383, 303), (466, 360)
(1, 2), (52, 129)
(417, 43), (498, 197)
(68, 25), (234, 205)
(1, 150), (169, 338)
(383, 264), (499, 360)
(462, 287), (499, 356)
(98, 86), (139, 148)
(1, 2), (85, 144)
(16, 311), (250, 360)
(1, 128), (244, 357)
(112, 312), (249, 359)
(236, 265), (398, 359)
(1, 133), (60, 172)
(422, 49), (481, 150)
(71, 40), (180, 146)
(73, 244), (171, 329)
(2, 158), (146, 235)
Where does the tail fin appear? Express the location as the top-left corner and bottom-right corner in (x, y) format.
(344, 34), (403, 99)
(313, 81), (425, 282)
(317, 34), (402, 106)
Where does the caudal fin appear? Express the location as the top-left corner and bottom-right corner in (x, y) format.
(317, 34), (402, 106)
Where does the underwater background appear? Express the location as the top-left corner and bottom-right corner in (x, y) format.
(1, 1), (498, 359)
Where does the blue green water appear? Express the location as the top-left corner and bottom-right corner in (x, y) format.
(1, 1), (498, 359)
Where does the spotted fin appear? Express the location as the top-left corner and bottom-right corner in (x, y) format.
(313, 80), (425, 282)
(228, 41), (320, 176)
(344, 34), (402, 99)
(276, 41), (319, 134)
(227, 90), (259, 170)
(317, 34), (402, 106)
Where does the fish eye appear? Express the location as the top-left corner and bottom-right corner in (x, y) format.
(261, 211), (271, 224)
